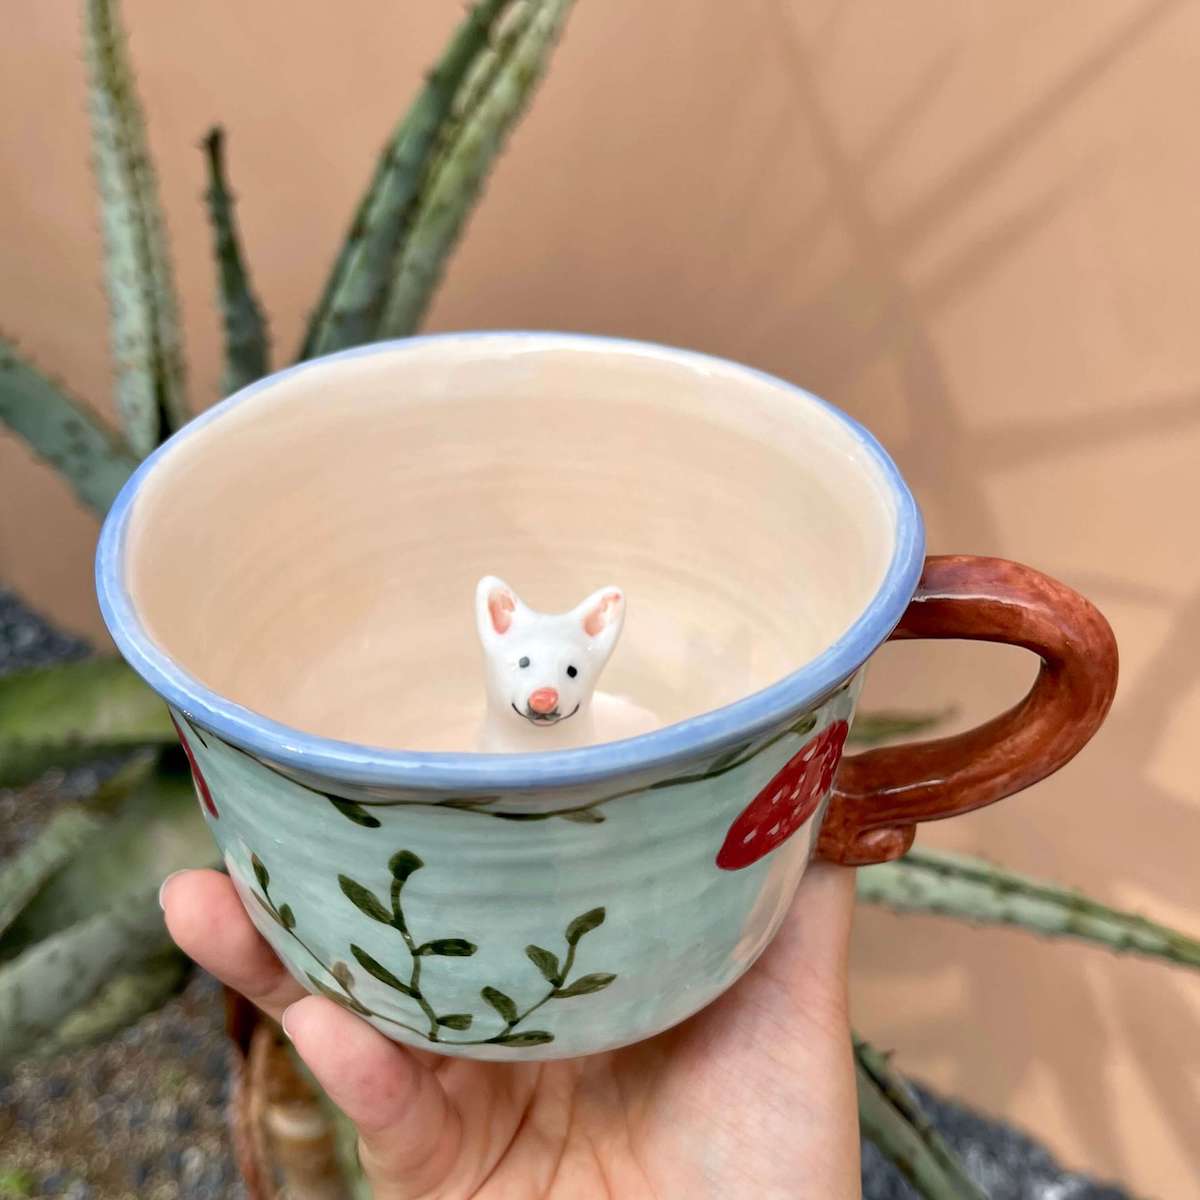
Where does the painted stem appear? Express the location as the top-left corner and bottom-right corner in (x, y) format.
(388, 876), (442, 1039)
(489, 939), (576, 1040)
(855, 1035), (988, 1200)
(337, 709), (824, 823)
(261, 880), (426, 1040)
(857, 848), (1200, 970)
(202, 127), (270, 395)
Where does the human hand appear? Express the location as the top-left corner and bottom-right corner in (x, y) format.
(162, 862), (860, 1199)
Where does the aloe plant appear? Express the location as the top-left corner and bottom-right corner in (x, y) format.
(0, 0), (577, 1078)
(0, 3), (1195, 1197)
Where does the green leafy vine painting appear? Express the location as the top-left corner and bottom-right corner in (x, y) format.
(248, 847), (614, 1048)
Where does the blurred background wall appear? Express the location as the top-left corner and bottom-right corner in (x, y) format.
(2, 1), (1197, 1193)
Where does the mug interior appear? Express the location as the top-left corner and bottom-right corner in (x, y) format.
(121, 335), (900, 753)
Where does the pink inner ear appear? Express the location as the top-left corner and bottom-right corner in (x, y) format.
(583, 591), (622, 637)
(488, 589), (516, 635)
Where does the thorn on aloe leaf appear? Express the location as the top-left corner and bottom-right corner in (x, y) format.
(377, 0), (579, 339)
(300, 0), (513, 359)
(857, 848), (1200, 971)
(83, 0), (189, 450)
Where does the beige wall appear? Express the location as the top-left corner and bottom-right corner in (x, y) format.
(3, 1), (1198, 1192)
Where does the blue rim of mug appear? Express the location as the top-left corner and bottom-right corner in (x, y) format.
(96, 332), (926, 791)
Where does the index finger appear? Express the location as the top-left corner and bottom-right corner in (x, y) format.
(161, 868), (308, 1023)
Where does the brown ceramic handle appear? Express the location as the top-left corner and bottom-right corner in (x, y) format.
(816, 555), (1118, 866)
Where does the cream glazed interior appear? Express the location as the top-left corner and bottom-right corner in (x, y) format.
(123, 335), (898, 753)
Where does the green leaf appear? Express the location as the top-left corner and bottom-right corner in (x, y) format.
(706, 740), (755, 775)
(524, 944), (560, 983)
(564, 906), (605, 946)
(556, 807), (605, 824)
(305, 972), (372, 1016)
(0, 657), (174, 788)
(417, 938), (477, 957)
(787, 713), (818, 739)
(331, 961), (355, 990)
(858, 849), (1200, 970)
(337, 876), (392, 924)
(1, 763), (216, 961)
(480, 985), (517, 1024)
(0, 763), (212, 1065)
(251, 853), (270, 891)
(492, 1030), (553, 1047)
(30, 950), (187, 1060)
(350, 944), (414, 996)
(301, 0), (512, 357)
(388, 849), (424, 881)
(437, 1013), (473, 1031)
(553, 972), (615, 998)
(378, 0), (579, 337)
(0, 805), (104, 939)
(0, 884), (172, 1069)
(848, 710), (947, 747)
(201, 127), (269, 395)
(277, 903), (296, 931)
(855, 1034), (987, 1200)
(327, 796), (382, 828)
(83, 0), (188, 452)
(0, 335), (138, 513)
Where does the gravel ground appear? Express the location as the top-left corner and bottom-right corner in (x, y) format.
(0, 972), (245, 1200)
(0, 587), (1132, 1199)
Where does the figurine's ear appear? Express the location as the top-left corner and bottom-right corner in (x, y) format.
(575, 587), (625, 655)
(476, 576), (523, 645)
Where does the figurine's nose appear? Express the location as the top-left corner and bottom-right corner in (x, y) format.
(528, 687), (559, 714)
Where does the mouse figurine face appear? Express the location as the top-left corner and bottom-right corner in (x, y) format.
(475, 576), (625, 751)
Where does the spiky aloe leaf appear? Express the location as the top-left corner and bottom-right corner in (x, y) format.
(84, 0), (188, 452)
(0, 334), (138, 512)
(848, 709), (947, 747)
(1, 762), (215, 959)
(855, 1035), (987, 1200)
(0, 657), (173, 788)
(377, 0), (578, 337)
(300, 0), (512, 358)
(202, 127), (270, 395)
(0, 806), (104, 939)
(29, 949), (187, 1059)
(0, 882), (170, 1068)
(419, 1), (534, 192)
(857, 848), (1200, 970)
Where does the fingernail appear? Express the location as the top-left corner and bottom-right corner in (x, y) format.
(280, 1004), (296, 1042)
(157, 869), (188, 911)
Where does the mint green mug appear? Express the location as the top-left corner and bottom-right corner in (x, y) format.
(96, 333), (1116, 1059)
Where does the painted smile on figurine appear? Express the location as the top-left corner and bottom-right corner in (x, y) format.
(512, 700), (580, 727)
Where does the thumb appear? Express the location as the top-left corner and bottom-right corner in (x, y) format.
(761, 860), (858, 1025)
(283, 997), (463, 1199)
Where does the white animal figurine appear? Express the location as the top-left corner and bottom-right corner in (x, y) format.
(474, 576), (653, 752)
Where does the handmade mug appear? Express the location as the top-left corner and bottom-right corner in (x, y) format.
(96, 333), (1117, 1060)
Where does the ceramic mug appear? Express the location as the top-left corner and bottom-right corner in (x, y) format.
(96, 333), (1117, 1061)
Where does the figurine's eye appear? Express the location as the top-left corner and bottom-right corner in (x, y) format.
(566, 665), (578, 678)
(518, 656), (530, 669)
